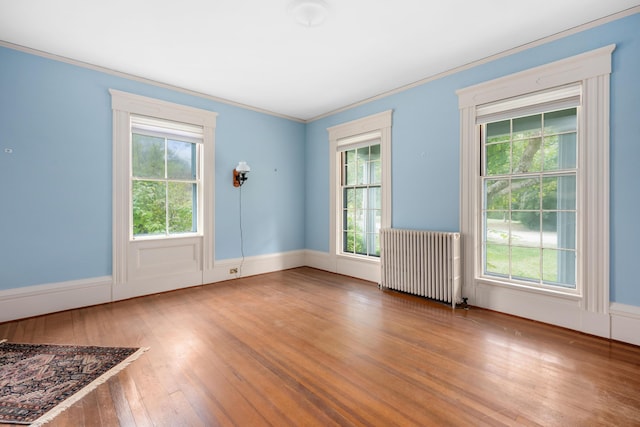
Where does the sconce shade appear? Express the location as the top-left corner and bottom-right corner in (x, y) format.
(236, 161), (251, 173)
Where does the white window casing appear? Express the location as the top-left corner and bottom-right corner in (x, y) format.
(456, 45), (614, 337)
(327, 110), (392, 282)
(110, 89), (217, 298)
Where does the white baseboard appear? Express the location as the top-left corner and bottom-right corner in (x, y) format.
(475, 282), (586, 330)
(112, 272), (203, 301)
(304, 249), (380, 283)
(580, 310), (612, 339)
(2, 256), (638, 348)
(474, 282), (614, 339)
(204, 250), (306, 284)
(1, 251), (306, 323)
(610, 303), (640, 346)
(0, 276), (112, 323)
(473, 284), (640, 346)
(304, 250), (336, 273)
(336, 255), (380, 283)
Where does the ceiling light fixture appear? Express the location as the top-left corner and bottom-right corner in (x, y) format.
(288, 0), (329, 28)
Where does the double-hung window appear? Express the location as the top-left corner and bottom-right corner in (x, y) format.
(328, 110), (392, 281)
(457, 45), (613, 336)
(341, 140), (382, 257)
(130, 115), (203, 238)
(478, 86), (580, 290)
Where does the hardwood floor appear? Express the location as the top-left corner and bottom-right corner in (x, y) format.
(1, 267), (639, 426)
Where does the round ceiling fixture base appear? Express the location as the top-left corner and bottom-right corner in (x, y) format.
(288, 0), (329, 28)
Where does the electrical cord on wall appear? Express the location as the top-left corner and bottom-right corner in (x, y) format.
(238, 184), (245, 278)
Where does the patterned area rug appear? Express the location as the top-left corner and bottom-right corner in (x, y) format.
(0, 339), (147, 426)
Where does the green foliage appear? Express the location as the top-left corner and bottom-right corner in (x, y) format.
(132, 133), (196, 236)
(168, 182), (195, 233)
(484, 110), (577, 232)
(133, 181), (166, 235)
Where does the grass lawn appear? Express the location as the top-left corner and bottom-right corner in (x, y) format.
(485, 243), (560, 283)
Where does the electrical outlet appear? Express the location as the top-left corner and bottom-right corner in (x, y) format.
(229, 268), (238, 274)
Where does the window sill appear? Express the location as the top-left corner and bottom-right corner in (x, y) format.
(131, 233), (202, 242)
(476, 276), (582, 300)
(337, 253), (381, 264)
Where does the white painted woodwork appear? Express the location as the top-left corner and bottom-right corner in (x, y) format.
(327, 110), (392, 283)
(2, 261), (638, 347)
(456, 45), (614, 338)
(110, 90), (217, 300)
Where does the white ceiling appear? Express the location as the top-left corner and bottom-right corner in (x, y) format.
(1, 1), (638, 121)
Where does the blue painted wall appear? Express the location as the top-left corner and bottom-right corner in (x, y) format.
(0, 47), (305, 290)
(1, 12), (638, 308)
(305, 13), (640, 306)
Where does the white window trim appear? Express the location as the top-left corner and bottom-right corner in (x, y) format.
(327, 110), (392, 282)
(456, 45), (614, 337)
(110, 89), (217, 288)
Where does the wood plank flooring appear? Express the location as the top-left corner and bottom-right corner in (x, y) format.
(1, 267), (639, 426)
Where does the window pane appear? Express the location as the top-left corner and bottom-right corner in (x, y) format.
(511, 246), (540, 281)
(370, 144), (381, 185)
(368, 187), (381, 210)
(512, 138), (541, 173)
(544, 108), (577, 134)
(486, 120), (510, 143)
(345, 150), (356, 185)
(511, 211), (540, 241)
(485, 243), (509, 277)
(354, 231), (366, 255)
(355, 209), (365, 235)
(344, 188), (355, 210)
(513, 114), (541, 139)
(344, 208), (355, 231)
(543, 249), (575, 287)
(370, 232), (381, 257)
(485, 142), (510, 175)
(365, 207), (377, 235)
(542, 176), (576, 210)
(167, 139), (196, 180)
(543, 212), (576, 250)
(511, 212), (540, 247)
(485, 179), (509, 210)
(373, 209), (382, 235)
(543, 133), (576, 171)
(355, 188), (365, 210)
(485, 211), (510, 244)
(132, 181), (166, 236)
(357, 147), (369, 184)
(342, 208), (348, 232)
(343, 231), (354, 253)
(168, 182), (196, 233)
(511, 178), (540, 210)
(132, 134), (165, 179)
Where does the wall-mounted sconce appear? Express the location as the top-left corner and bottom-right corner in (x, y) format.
(233, 161), (251, 187)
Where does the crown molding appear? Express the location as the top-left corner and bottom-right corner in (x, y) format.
(1, 6), (638, 124)
(0, 40), (305, 123)
(308, 6), (639, 122)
